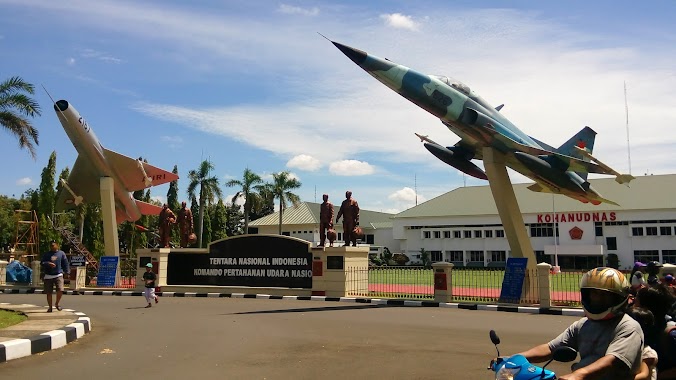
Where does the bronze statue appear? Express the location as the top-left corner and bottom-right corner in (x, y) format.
(177, 201), (194, 248)
(336, 190), (360, 247)
(318, 194), (334, 247)
(158, 204), (176, 248)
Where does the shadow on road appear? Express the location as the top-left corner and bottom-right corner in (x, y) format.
(227, 304), (399, 315)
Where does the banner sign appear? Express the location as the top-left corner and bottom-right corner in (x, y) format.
(97, 256), (119, 287)
(498, 258), (528, 304)
(167, 235), (312, 288)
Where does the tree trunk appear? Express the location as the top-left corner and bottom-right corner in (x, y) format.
(278, 202), (283, 235)
(244, 199), (249, 235)
(198, 186), (205, 247)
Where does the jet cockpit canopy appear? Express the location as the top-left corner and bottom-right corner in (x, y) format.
(434, 75), (471, 96)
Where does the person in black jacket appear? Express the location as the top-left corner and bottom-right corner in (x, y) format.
(40, 241), (70, 312)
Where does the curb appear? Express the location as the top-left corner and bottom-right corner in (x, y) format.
(1, 288), (584, 317)
(0, 303), (91, 363)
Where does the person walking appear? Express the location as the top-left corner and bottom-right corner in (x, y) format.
(41, 241), (70, 312)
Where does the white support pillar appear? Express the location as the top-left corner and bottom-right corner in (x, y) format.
(483, 147), (537, 272)
(100, 177), (121, 287)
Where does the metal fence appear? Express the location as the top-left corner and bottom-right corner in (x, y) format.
(346, 266), (540, 304)
(549, 270), (584, 306)
(85, 257), (138, 288)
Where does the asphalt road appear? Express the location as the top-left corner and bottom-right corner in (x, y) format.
(0, 294), (580, 379)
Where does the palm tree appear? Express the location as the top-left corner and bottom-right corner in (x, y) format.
(0, 76), (41, 159)
(225, 168), (263, 235)
(187, 160), (222, 247)
(269, 171), (302, 235)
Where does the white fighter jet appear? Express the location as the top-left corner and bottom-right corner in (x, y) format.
(53, 99), (178, 223)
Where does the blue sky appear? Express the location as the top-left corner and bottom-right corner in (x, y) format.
(1, 1), (675, 213)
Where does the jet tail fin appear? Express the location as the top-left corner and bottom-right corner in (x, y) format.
(135, 200), (164, 216)
(557, 126), (597, 180)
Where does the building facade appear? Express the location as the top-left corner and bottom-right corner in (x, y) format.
(391, 174), (676, 270)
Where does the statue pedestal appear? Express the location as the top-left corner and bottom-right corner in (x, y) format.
(311, 246), (369, 297)
(135, 248), (172, 290)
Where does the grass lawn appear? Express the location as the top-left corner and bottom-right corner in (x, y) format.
(366, 267), (586, 292)
(0, 309), (26, 329)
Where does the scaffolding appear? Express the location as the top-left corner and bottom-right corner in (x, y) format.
(13, 210), (39, 263)
(50, 214), (99, 271)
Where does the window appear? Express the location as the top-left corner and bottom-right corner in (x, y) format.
(646, 227), (658, 236)
(474, 230), (482, 238)
(434, 231), (441, 239)
(606, 237), (617, 251)
(431, 251), (443, 262)
(464, 230), (472, 238)
(484, 230), (493, 238)
(530, 223), (554, 237)
(595, 222), (603, 237)
(489, 250), (506, 262)
(447, 250), (463, 262)
(660, 226), (673, 236)
(453, 231), (462, 238)
(663, 250), (676, 264)
(423, 231), (431, 239)
(338, 232), (343, 241)
(632, 227), (644, 236)
(366, 234), (374, 244)
(634, 250), (659, 263)
(443, 231), (451, 238)
(496, 230), (505, 238)
(282, 232), (290, 236)
(469, 251), (484, 262)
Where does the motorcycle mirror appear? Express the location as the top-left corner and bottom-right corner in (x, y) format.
(489, 330), (500, 345)
(552, 346), (577, 363)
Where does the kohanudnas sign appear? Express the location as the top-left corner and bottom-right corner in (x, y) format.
(167, 235), (313, 288)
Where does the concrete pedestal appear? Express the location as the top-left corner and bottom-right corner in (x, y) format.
(311, 246), (369, 297)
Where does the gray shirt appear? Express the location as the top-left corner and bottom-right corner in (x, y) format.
(548, 313), (643, 380)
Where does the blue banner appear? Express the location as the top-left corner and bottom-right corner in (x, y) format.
(498, 258), (528, 304)
(97, 256), (119, 287)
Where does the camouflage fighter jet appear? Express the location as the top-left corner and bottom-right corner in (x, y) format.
(329, 40), (634, 206)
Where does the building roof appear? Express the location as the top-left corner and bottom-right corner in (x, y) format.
(394, 174), (676, 219)
(249, 202), (394, 228)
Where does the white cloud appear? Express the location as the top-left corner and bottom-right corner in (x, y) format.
(15, 177), (32, 186)
(161, 135), (184, 149)
(80, 48), (122, 64)
(151, 195), (166, 205)
(287, 154), (321, 171)
(67, 57), (76, 65)
(380, 13), (419, 31)
(329, 160), (375, 176)
(278, 4), (319, 16)
(388, 187), (424, 203)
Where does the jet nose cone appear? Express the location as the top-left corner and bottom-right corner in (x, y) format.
(55, 100), (69, 112)
(331, 41), (367, 65)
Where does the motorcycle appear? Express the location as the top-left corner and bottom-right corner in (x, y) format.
(488, 330), (577, 380)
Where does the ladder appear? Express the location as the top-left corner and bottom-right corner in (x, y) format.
(49, 217), (99, 271)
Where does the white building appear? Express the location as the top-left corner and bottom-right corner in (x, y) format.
(248, 202), (396, 253)
(392, 174), (676, 270)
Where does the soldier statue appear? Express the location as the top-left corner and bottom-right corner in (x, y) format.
(177, 201), (194, 248)
(158, 204), (176, 248)
(336, 190), (360, 247)
(318, 194), (334, 247)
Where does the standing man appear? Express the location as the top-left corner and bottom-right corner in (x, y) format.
(318, 194), (334, 247)
(336, 190), (360, 247)
(158, 204), (176, 248)
(177, 201), (194, 248)
(41, 241), (70, 312)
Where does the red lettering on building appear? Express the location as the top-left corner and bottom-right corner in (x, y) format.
(536, 212), (619, 223)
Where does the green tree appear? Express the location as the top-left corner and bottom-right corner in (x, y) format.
(269, 171), (302, 235)
(187, 160), (222, 247)
(167, 165), (180, 242)
(132, 183), (148, 250)
(0, 76), (41, 159)
(55, 167), (70, 197)
(225, 168), (263, 235)
(419, 248), (431, 268)
(225, 202), (243, 237)
(248, 184), (275, 223)
(38, 151), (57, 219)
(201, 204), (212, 248)
(211, 199), (228, 241)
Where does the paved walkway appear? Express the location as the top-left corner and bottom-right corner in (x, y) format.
(0, 302), (91, 362)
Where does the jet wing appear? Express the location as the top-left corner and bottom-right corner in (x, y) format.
(102, 148), (178, 192)
(492, 133), (617, 176)
(55, 155), (101, 211)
